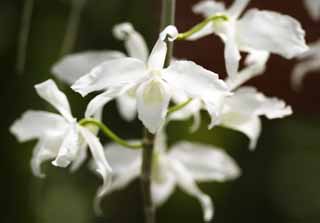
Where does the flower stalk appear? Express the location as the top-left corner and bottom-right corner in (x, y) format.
(79, 118), (142, 149)
(16, 0), (34, 75)
(177, 14), (228, 40)
(60, 0), (87, 56)
(140, 1), (176, 223)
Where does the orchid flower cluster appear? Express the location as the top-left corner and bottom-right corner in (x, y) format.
(10, 0), (310, 222)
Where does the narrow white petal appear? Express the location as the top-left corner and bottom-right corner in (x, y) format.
(70, 143), (88, 172)
(71, 58), (147, 97)
(52, 51), (126, 85)
(10, 110), (67, 142)
(52, 124), (79, 168)
(292, 58), (320, 91)
(169, 158), (214, 222)
(136, 79), (171, 134)
(35, 79), (74, 121)
(238, 9), (308, 59)
(221, 114), (261, 150)
(226, 50), (270, 90)
(147, 39), (167, 70)
(152, 155), (176, 206)
(85, 85), (131, 118)
(163, 61), (230, 128)
(232, 87), (293, 119)
(98, 143), (141, 195)
(79, 127), (112, 199)
(224, 28), (241, 77)
(113, 22), (149, 61)
(192, 0), (226, 18)
(304, 0), (320, 21)
(31, 136), (62, 178)
(227, 0), (250, 18)
(169, 142), (241, 182)
(116, 93), (137, 121)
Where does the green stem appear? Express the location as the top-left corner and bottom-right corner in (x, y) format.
(16, 0), (34, 75)
(167, 98), (192, 116)
(177, 14), (228, 40)
(60, 0), (87, 56)
(79, 118), (142, 149)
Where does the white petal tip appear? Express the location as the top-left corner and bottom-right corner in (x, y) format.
(160, 25), (179, 41)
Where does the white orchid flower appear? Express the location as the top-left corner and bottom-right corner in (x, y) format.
(52, 22), (149, 121)
(171, 84), (292, 150)
(95, 132), (240, 222)
(292, 39), (320, 91)
(10, 79), (112, 200)
(71, 25), (230, 134)
(190, 0), (308, 77)
(304, 0), (320, 21)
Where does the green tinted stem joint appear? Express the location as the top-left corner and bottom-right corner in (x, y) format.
(79, 118), (142, 149)
(177, 14), (228, 40)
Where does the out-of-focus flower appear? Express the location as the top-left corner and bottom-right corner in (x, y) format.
(95, 132), (240, 222)
(292, 39), (320, 90)
(71, 26), (230, 133)
(52, 22), (149, 121)
(171, 85), (292, 150)
(10, 79), (112, 199)
(303, 0), (320, 20)
(190, 0), (308, 77)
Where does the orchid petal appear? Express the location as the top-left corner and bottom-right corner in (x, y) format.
(224, 28), (241, 77)
(79, 127), (112, 200)
(169, 158), (214, 222)
(52, 51), (126, 85)
(85, 85), (132, 118)
(221, 114), (261, 150)
(226, 50), (270, 90)
(169, 142), (241, 182)
(152, 155), (176, 206)
(192, 0), (226, 17)
(163, 61), (230, 128)
(136, 79), (171, 134)
(52, 124), (79, 168)
(292, 58), (320, 91)
(147, 39), (167, 70)
(116, 93), (137, 121)
(186, 23), (215, 41)
(35, 79), (74, 121)
(99, 143), (141, 195)
(31, 136), (62, 178)
(113, 22), (149, 61)
(10, 110), (67, 142)
(228, 0), (250, 18)
(238, 9), (308, 59)
(71, 58), (147, 97)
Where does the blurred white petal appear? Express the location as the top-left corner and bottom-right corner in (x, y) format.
(192, 0), (226, 17)
(10, 110), (67, 142)
(113, 22), (149, 61)
(169, 158), (214, 222)
(116, 93), (137, 121)
(304, 0), (320, 21)
(169, 142), (241, 182)
(52, 51), (126, 85)
(227, 0), (250, 18)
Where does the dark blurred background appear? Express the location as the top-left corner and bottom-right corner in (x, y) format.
(1, 0), (320, 222)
